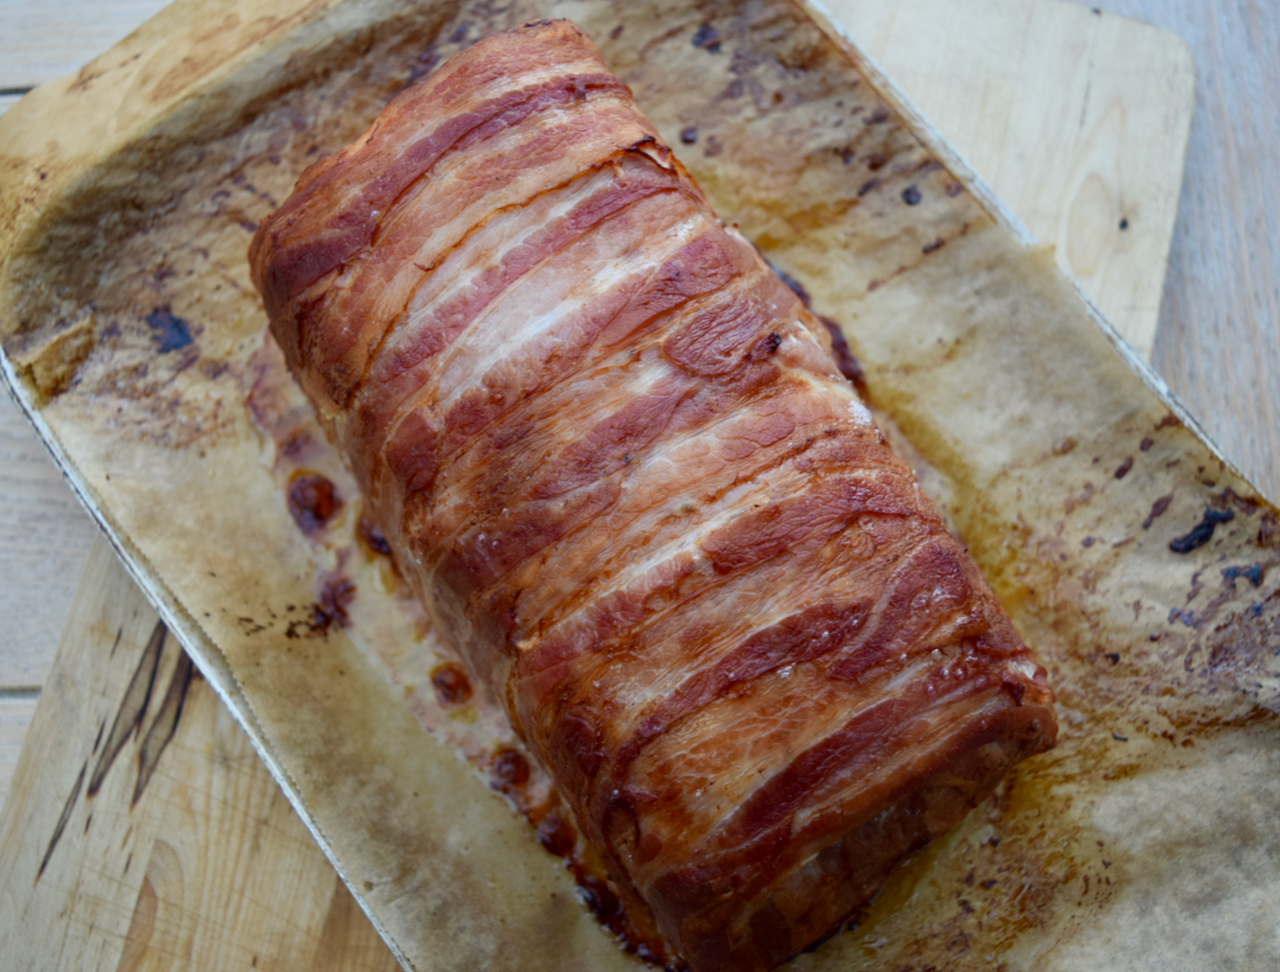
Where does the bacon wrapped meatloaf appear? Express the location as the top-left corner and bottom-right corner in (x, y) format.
(249, 19), (1056, 972)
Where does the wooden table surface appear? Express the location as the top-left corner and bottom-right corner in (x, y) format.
(1, 0), (1276, 831)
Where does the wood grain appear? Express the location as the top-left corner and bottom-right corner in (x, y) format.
(0, 537), (400, 972)
(0, 392), (99, 685)
(0, 695), (38, 808)
(832, 0), (1194, 358)
(1067, 0), (1280, 504)
(0, 0), (170, 89)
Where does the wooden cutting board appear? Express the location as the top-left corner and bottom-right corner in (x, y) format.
(0, 0), (1194, 969)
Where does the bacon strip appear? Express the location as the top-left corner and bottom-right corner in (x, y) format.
(249, 19), (1056, 972)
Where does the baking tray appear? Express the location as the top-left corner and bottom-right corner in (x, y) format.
(2, 0), (1277, 968)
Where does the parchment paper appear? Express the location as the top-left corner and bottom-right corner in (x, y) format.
(1, 0), (1276, 969)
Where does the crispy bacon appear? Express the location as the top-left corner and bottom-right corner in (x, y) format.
(250, 19), (1056, 972)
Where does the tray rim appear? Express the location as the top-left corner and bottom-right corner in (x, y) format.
(0, 1), (1267, 970)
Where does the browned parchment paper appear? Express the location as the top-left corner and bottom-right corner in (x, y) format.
(2, 1), (1277, 969)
